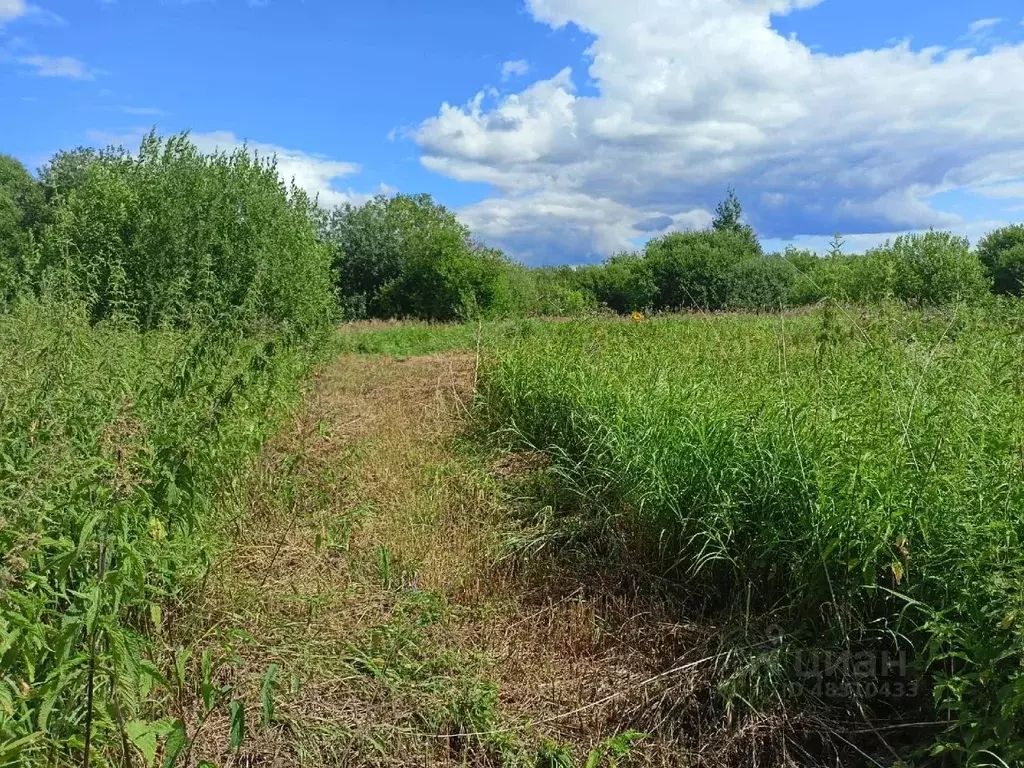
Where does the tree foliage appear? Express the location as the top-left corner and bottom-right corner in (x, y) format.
(27, 132), (335, 336)
(323, 193), (518, 321)
(977, 224), (1024, 296)
(0, 155), (44, 308)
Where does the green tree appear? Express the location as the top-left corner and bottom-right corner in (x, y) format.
(977, 224), (1024, 295)
(888, 231), (989, 305)
(0, 155), (45, 308)
(711, 187), (762, 256)
(323, 193), (471, 318)
(37, 148), (99, 205)
(32, 132), (335, 335)
(645, 229), (757, 311)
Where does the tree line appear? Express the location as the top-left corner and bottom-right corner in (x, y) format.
(3, 132), (1024, 327)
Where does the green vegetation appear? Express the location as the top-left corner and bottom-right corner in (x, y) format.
(0, 133), (334, 765)
(322, 193), (522, 322)
(475, 306), (1024, 763)
(4, 130), (1024, 765)
(978, 224), (1024, 296)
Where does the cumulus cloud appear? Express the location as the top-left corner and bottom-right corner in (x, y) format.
(460, 190), (711, 264)
(414, 0), (1024, 262)
(500, 59), (530, 81)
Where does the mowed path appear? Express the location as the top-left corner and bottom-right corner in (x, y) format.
(176, 352), (750, 767)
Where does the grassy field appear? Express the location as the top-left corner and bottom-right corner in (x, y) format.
(474, 304), (1024, 763)
(3, 304), (1023, 766)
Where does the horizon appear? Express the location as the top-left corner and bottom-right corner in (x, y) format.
(3, 0), (1024, 264)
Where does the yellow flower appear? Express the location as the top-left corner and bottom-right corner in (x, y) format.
(631, 311), (645, 323)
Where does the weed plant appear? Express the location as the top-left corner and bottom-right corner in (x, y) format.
(476, 302), (1024, 763)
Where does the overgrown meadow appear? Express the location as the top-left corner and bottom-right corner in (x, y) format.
(2, 130), (1024, 766)
(475, 306), (1024, 763)
(1, 134), (336, 766)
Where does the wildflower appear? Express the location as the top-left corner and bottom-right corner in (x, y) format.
(631, 311), (645, 323)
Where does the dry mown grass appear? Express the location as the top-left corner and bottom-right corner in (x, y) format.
(167, 351), (809, 767)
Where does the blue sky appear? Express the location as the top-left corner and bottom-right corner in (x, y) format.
(2, 0), (1024, 264)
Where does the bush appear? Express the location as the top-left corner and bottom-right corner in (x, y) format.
(645, 229), (758, 311)
(977, 224), (1024, 296)
(378, 238), (517, 322)
(578, 252), (657, 314)
(324, 193), (475, 319)
(887, 231), (990, 305)
(29, 132), (335, 337)
(727, 256), (796, 311)
(531, 268), (595, 316)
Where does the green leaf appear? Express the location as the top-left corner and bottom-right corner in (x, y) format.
(76, 512), (102, 557)
(201, 682), (217, 713)
(201, 648), (212, 687)
(229, 699), (245, 751)
(162, 720), (187, 768)
(126, 720), (158, 767)
(173, 647), (191, 692)
(260, 663), (279, 729)
(0, 733), (42, 764)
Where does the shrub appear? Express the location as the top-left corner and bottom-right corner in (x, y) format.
(977, 224), (1024, 295)
(843, 245), (899, 302)
(30, 132), (335, 337)
(645, 229), (758, 311)
(323, 193), (474, 319)
(727, 255), (796, 311)
(378, 237), (517, 322)
(531, 268), (595, 316)
(580, 252), (657, 313)
(887, 231), (989, 305)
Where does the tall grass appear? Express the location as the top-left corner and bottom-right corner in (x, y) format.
(476, 303), (1024, 762)
(0, 300), (325, 764)
(0, 300), (322, 765)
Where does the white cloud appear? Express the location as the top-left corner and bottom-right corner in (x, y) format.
(500, 59), (530, 81)
(0, 2), (65, 25)
(414, 0), (1024, 263)
(974, 181), (1024, 199)
(0, 0), (27, 21)
(460, 189), (711, 263)
(18, 54), (93, 79)
(967, 17), (1002, 35)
